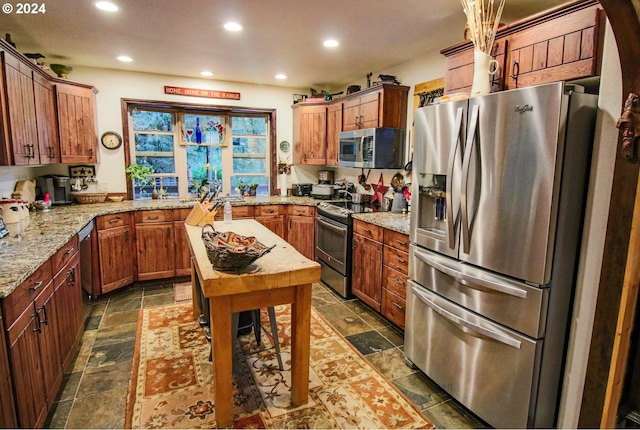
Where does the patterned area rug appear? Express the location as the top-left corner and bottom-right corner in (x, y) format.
(125, 302), (434, 429)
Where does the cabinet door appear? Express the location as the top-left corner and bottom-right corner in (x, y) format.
(33, 73), (60, 164)
(98, 225), (135, 293)
(56, 82), (98, 164)
(326, 102), (342, 166)
(174, 208), (192, 277)
(342, 97), (361, 131)
(0, 313), (17, 428)
(135, 223), (176, 281)
(34, 279), (63, 408)
(351, 232), (383, 311)
(358, 92), (380, 129)
(293, 103), (326, 165)
(255, 216), (285, 238)
(6, 307), (47, 428)
(54, 254), (83, 370)
(506, 6), (603, 89)
(2, 52), (38, 165)
(287, 215), (315, 260)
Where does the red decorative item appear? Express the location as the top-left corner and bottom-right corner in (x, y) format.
(370, 173), (388, 206)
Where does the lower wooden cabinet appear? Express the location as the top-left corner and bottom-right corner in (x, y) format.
(174, 208), (192, 277)
(286, 205), (316, 260)
(0, 311), (17, 428)
(135, 210), (176, 281)
(254, 205), (285, 238)
(96, 213), (135, 294)
(351, 220), (384, 312)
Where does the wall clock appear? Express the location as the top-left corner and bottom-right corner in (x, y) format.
(101, 131), (122, 150)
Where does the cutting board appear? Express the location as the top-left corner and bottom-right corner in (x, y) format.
(12, 179), (36, 202)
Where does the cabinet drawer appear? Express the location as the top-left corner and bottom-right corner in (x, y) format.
(353, 219), (383, 242)
(384, 230), (409, 253)
(287, 205), (315, 217)
(53, 252), (79, 289)
(96, 213), (130, 230)
(383, 264), (408, 298)
(2, 260), (52, 326)
(382, 288), (406, 329)
(383, 245), (409, 274)
(173, 208), (192, 221)
(214, 205), (255, 219)
(51, 235), (78, 275)
(135, 210), (173, 223)
(255, 205), (282, 216)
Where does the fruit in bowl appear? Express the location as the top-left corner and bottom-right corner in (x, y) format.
(50, 63), (73, 78)
(33, 200), (52, 211)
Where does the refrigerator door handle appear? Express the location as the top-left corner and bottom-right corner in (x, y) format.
(413, 248), (528, 299)
(411, 285), (522, 349)
(460, 104), (479, 254)
(445, 107), (464, 249)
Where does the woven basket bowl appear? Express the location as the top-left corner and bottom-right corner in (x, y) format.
(72, 193), (108, 204)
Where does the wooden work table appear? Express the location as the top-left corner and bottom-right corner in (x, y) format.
(185, 219), (320, 427)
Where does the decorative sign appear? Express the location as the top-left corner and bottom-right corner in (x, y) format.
(164, 86), (241, 100)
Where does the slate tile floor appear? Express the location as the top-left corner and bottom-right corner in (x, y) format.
(44, 281), (488, 429)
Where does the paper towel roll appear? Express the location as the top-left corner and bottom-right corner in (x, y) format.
(280, 173), (287, 196)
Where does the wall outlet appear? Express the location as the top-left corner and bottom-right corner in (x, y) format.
(97, 182), (108, 192)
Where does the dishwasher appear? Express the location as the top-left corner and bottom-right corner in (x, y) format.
(78, 220), (96, 299)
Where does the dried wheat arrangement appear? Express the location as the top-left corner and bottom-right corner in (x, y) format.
(460, 0), (506, 54)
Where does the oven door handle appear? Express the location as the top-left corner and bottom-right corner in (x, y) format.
(316, 216), (348, 235)
(411, 285), (522, 349)
(413, 248), (528, 299)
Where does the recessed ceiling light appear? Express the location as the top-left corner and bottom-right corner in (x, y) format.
(201, 71), (214, 77)
(323, 39), (339, 48)
(224, 22), (243, 32)
(95, 1), (118, 12)
(116, 55), (133, 62)
(275, 74), (287, 80)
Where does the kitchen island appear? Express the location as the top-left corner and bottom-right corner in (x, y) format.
(186, 219), (320, 427)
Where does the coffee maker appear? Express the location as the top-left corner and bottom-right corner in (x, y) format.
(317, 170), (334, 184)
(37, 175), (72, 205)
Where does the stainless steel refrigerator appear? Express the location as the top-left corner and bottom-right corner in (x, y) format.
(406, 82), (597, 428)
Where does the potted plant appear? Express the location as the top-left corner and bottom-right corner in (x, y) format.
(234, 180), (248, 196)
(249, 181), (259, 196)
(125, 163), (154, 197)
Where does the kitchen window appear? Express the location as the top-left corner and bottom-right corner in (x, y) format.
(125, 102), (274, 200)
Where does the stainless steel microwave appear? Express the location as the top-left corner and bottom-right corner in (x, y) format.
(338, 127), (406, 169)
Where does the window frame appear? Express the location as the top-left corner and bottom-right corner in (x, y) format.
(121, 98), (277, 200)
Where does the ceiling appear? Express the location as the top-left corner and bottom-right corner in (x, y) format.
(0, 0), (567, 90)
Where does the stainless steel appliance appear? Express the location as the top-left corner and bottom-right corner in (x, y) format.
(36, 174), (72, 205)
(292, 183), (312, 196)
(338, 127), (406, 169)
(406, 82), (597, 429)
(317, 170), (334, 184)
(78, 220), (96, 298)
(315, 201), (375, 298)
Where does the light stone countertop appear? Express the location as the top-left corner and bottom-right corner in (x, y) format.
(0, 196), (410, 298)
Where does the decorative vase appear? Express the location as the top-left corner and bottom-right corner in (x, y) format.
(152, 184), (159, 199)
(471, 48), (499, 95)
(249, 185), (258, 197)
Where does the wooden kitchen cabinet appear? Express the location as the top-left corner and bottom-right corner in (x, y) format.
(0, 47), (39, 165)
(382, 229), (409, 329)
(292, 102), (327, 165)
(96, 212), (135, 294)
(33, 72), (60, 164)
(51, 236), (83, 371)
(174, 208), (192, 277)
(1, 260), (59, 429)
(341, 84), (409, 131)
(0, 310), (16, 429)
(135, 210), (176, 281)
(254, 205), (285, 238)
(351, 219), (383, 312)
(286, 205), (316, 260)
(441, 0), (604, 94)
(214, 204), (255, 220)
(55, 81), (99, 164)
(326, 102), (342, 166)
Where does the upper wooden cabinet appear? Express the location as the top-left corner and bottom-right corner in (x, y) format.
(55, 82), (99, 164)
(441, 0), (605, 94)
(292, 84), (409, 166)
(0, 38), (98, 166)
(292, 102), (327, 165)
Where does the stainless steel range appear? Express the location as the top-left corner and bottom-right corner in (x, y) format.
(315, 200), (374, 298)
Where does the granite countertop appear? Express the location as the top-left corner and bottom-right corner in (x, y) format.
(0, 196), (410, 298)
(351, 211), (411, 235)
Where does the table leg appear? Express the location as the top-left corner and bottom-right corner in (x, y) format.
(290, 283), (312, 406)
(210, 296), (233, 427)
